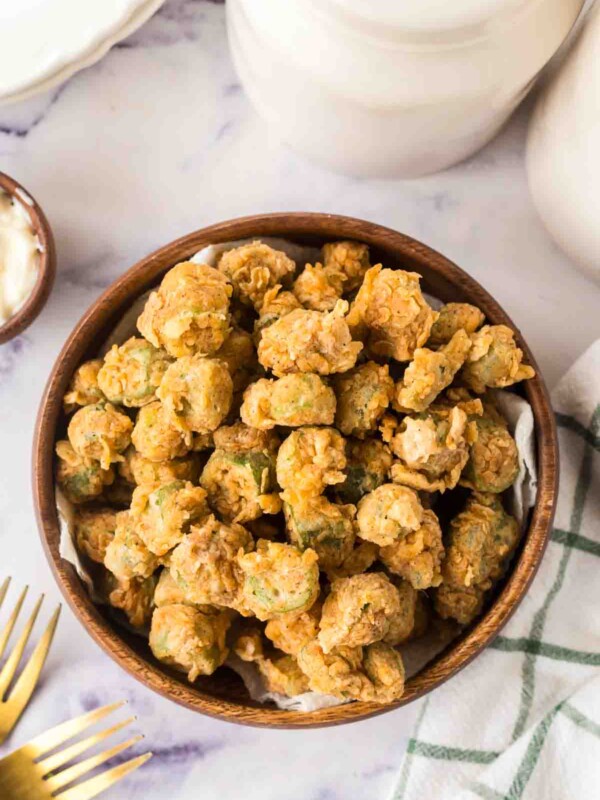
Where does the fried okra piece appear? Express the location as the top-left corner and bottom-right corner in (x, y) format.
(131, 401), (191, 461)
(150, 604), (230, 680)
(238, 540), (320, 621)
(356, 484), (424, 547)
(169, 515), (254, 609)
(104, 510), (159, 580)
(318, 573), (402, 652)
(218, 241), (296, 308)
(321, 240), (371, 293)
(104, 573), (157, 629)
(254, 284), (302, 341)
(265, 602), (322, 656)
(333, 361), (394, 437)
(120, 446), (200, 488)
(460, 325), (535, 394)
(428, 302), (485, 346)
(97, 337), (171, 408)
(201, 448), (281, 523)
(137, 261), (232, 358)
(213, 422), (280, 454)
(293, 263), (341, 312)
(130, 480), (209, 557)
(347, 266), (437, 361)
(461, 411), (519, 493)
(390, 405), (478, 493)
(157, 355), (233, 435)
(63, 359), (105, 413)
(433, 584), (485, 626)
(240, 374), (336, 430)
(383, 580), (419, 645)
(257, 301), (362, 376)
(380, 509), (444, 590)
(55, 440), (114, 504)
(68, 402), (133, 470)
(335, 438), (392, 505)
(297, 640), (405, 703)
(233, 628), (310, 696)
(433, 493), (520, 624)
(214, 326), (259, 394)
(74, 507), (117, 564)
(394, 330), (472, 413)
(277, 427), (346, 496)
(154, 569), (202, 608)
(325, 540), (379, 581)
(283, 494), (356, 570)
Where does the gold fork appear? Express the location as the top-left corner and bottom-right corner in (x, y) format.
(0, 578), (61, 744)
(0, 702), (152, 799)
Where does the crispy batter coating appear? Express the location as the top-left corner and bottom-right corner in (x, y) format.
(335, 438), (393, 505)
(428, 302), (485, 346)
(325, 540), (379, 581)
(383, 580), (418, 645)
(390, 406), (477, 493)
(283, 494), (356, 570)
(218, 242), (296, 308)
(97, 337), (172, 408)
(254, 285), (302, 341)
(68, 402), (133, 470)
(293, 263), (341, 311)
(63, 359), (105, 413)
(213, 422), (279, 454)
(433, 584), (485, 626)
(265, 602), (322, 656)
(240, 374), (336, 430)
(394, 330), (472, 413)
(130, 480), (209, 557)
(257, 301), (362, 376)
(380, 509), (444, 590)
(131, 401), (191, 462)
(334, 361), (394, 437)
(347, 266), (437, 361)
(103, 572), (157, 629)
(298, 640), (405, 703)
(150, 604), (230, 680)
(154, 569), (208, 608)
(321, 240), (371, 293)
(74, 507), (117, 564)
(434, 493), (520, 624)
(214, 326), (259, 394)
(201, 448), (281, 523)
(461, 413), (519, 493)
(55, 440), (114, 504)
(104, 510), (159, 580)
(137, 262), (232, 358)
(318, 573), (402, 652)
(277, 427), (346, 496)
(120, 446), (200, 487)
(356, 484), (423, 547)
(233, 628), (310, 696)
(238, 540), (320, 621)
(169, 515), (254, 609)
(460, 325), (535, 394)
(157, 355), (232, 435)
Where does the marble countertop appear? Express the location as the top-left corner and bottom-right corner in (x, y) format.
(0, 1), (599, 798)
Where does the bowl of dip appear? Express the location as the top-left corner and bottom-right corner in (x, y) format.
(0, 172), (56, 344)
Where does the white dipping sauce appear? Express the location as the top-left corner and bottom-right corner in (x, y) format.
(0, 190), (40, 325)
(227, 0), (584, 177)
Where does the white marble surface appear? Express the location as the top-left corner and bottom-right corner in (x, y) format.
(0, 1), (599, 798)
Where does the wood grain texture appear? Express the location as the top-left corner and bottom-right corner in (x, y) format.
(0, 172), (56, 344)
(32, 213), (558, 728)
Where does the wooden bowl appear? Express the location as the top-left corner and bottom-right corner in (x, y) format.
(0, 172), (56, 344)
(33, 213), (558, 728)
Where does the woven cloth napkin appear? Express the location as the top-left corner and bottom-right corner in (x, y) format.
(391, 340), (600, 800)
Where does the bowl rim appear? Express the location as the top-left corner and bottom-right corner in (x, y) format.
(33, 212), (558, 728)
(0, 171), (56, 345)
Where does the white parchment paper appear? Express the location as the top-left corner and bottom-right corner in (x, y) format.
(57, 238), (537, 711)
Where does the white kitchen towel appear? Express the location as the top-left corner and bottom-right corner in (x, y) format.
(391, 340), (600, 800)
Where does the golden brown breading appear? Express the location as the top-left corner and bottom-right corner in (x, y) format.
(428, 302), (485, 346)
(460, 325), (535, 393)
(283, 493), (356, 570)
(131, 401), (191, 462)
(97, 337), (172, 408)
(334, 361), (394, 437)
(55, 440), (115, 504)
(63, 359), (105, 413)
(277, 427), (347, 496)
(356, 484), (423, 547)
(67, 402), (133, 470)
(218, 242), (296, 308)
(240, 374), (336, 429)
(379, 509), (444, 590)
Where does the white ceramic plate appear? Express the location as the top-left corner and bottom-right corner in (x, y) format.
(0, 0), (164, 106)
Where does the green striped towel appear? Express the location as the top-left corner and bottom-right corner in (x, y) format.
(392, 340), (600, 800)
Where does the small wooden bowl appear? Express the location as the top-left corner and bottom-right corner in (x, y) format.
(0, 172), (56, 344)
(33, 213), (558, 728)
